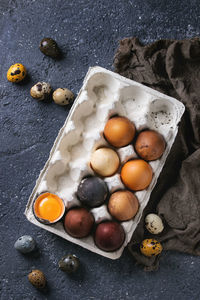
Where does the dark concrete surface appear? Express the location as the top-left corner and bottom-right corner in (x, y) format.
(0, 1), (200, 299)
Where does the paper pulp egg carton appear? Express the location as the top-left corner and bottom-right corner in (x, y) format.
(25, 66), (185, 259)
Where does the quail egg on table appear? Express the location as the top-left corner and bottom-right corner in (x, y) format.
(30, 82), (52, 101)
(14, 235), (36, 254)
(145, 213), (164, 234)
(39, 37), (60, 58)
(140, 239), (163, 257)
(58, 254), (79, 273)
(53, 88), (74, 106)
(28, 269), (46, 289)
(7, 63), (26, 82)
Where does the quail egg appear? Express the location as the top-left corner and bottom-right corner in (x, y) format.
(30, 82), (52, 101)
(14, 235), (36, 253)
(28, 269), (46, 289)
(145, 213), (164, 234)
(140, 239), (163, 257)
(39, 37), (60, 58)
(58, 254), (79, 273)
(53, 88), (74, 106)
(7, 63), (26, 82)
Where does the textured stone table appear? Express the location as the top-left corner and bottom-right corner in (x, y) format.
(0, 1), (200, 299)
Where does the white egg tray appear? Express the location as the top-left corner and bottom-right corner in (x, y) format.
(25, 66), (185, 259)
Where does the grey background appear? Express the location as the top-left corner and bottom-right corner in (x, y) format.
(0, 0), (200, 299)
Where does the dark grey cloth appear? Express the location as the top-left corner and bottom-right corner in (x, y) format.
(114, 37), (200, 271)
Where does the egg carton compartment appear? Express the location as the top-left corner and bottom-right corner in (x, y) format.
(25, 66), (185, 260)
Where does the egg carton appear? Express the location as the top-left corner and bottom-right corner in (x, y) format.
(25, 66), (185, 259)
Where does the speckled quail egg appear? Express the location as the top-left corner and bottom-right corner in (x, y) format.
(30, 82), (52, 101)
(53, 88), (74, 106)
(7, 63), (26, 82)
(28, 269), (46, 289)
(39, 37), (60, 58)
(58, 254), (79, 273)
(14, 235), (36, 253)
(145, 213), (164, 234)
(140, 239), (163, 257)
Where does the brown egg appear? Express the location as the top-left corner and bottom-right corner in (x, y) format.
(90, 148), (120, 177)
(108, 190), (139, 221)
(135, 130), (166, 161)
(104, 116), (136, 148)
(94, 221), (125, 252)
(64, 207), (94, 238)
(28, 269), (46, 289)
(121, 159), (153, 191)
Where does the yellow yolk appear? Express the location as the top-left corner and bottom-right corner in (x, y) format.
(34, 193), (64, 222)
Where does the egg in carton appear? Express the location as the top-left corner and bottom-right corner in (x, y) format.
(25, 66), (185, 259)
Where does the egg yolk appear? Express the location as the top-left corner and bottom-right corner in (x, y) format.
(34, 193), (64, 222)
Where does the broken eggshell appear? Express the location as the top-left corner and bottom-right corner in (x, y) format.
(33, 192), (65, 225)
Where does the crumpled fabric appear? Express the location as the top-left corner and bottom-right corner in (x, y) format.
(114, 37), (200, 271)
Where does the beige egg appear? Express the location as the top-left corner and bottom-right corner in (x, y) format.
(108, 190), (139, 221)
(53, 88), (74, 106)
(145, 213), (164, 234)
(90, 148), (120, 177)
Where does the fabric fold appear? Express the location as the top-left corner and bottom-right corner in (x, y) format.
(114, 37), (200, 270)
